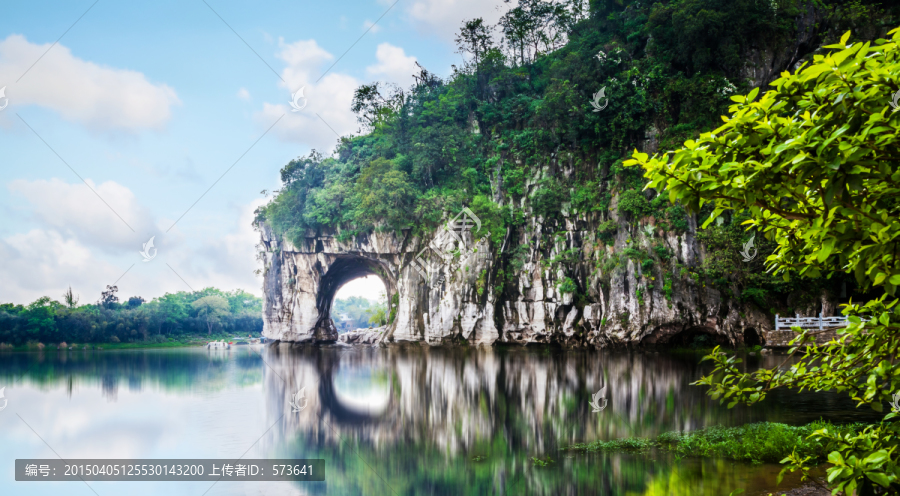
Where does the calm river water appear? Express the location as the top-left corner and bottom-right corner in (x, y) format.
(0, 344), (876, 495)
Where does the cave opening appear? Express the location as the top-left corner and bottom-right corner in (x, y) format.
(743, 327), (763, 347)
(665, 327), (727, 347)
(316, 256), (393, 335)
(331, 275), (388, 333)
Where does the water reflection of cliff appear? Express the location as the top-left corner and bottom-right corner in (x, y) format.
(260, 346), (871, 495)
(1, 346), (872, 495)
(265, 346), (778, 450)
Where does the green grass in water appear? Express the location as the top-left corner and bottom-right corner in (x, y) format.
(564, 420), (865, 464)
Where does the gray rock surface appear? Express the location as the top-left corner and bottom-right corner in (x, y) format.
(257, 197), (813, 347)
(338, 327), (385, 345)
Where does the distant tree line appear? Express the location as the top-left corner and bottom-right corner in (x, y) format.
(332, 296), (387, 332)
(0, 286), (263, 346)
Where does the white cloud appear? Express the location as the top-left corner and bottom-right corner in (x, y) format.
(0, 228), (121, 304)
(237, 87), (251, 100)
(366, 43), (418, 88)
(255, 38), (360, 151)
(404, 0), (511, 42)
(257, 39), (424, 151)
(275, 38), (334, 89)
(0, 178), (180, 303)
(0, 179), (263, 304)
(8, 178), (158, 252)
(185, 199), (265, 296)
(0, 34), (179, 131)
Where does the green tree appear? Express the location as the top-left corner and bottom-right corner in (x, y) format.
(157, 293), (188, 334)
(350, 82), (405, 127)
(22, 296), (58, 340)
(100, 285), (119, 309)
(333, 296), (375, 331)
(628, 29), (900, 494)
(365, 293), (388, 327)
(455, 18), (494, 67)
(62, 286), (79, 309)
(352, 158), (418, 230)
(498, 0), (569, 65)
(192, 296), (230, 336)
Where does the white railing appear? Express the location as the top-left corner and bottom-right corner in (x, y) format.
(774, 313), (858, 331)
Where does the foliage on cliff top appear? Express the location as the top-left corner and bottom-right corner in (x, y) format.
(258, 0), (896, 249)
(629, 26), (900, 494)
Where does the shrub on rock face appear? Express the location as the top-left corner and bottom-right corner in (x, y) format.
(557, 277), (578, 295)
(629, 28), (900, 495)
(616, 189), (651, 220)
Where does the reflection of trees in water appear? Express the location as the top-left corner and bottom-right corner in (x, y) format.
(0, 348), (263, 400)
(0, 346), (870, 494)
(265, 347), (756, 448)
(260, 346), (849, 495)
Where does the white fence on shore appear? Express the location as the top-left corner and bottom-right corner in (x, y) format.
(774, 313), (857, 331)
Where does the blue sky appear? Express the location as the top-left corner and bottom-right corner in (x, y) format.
(0, 0), (511, 304)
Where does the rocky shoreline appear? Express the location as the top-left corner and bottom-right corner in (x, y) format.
(336, 327), (386, 345)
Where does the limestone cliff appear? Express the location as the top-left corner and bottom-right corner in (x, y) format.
(258, 194), (781, 347)
(255, 1), (876, 347)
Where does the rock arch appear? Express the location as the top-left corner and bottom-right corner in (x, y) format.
(315, 256), (394, 337)
(260, 230), (396, 342)
(257, 218), (782, 347)
(258, 225), (499, 345)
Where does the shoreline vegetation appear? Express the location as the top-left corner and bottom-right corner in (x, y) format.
(0, 340), (758, 353)
(562, 421), (866, 495)
(0, 289), (389, 351)
(0, 286), (263, 348)
(0, 333), (254, 351)
(564, 421), (864, 466)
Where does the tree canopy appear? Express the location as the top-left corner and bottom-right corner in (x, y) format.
(0, 287), (263, 345)
(629, 28), (900, 494)
(332, 296), (385, 332)
(259, 0), (895, 318)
